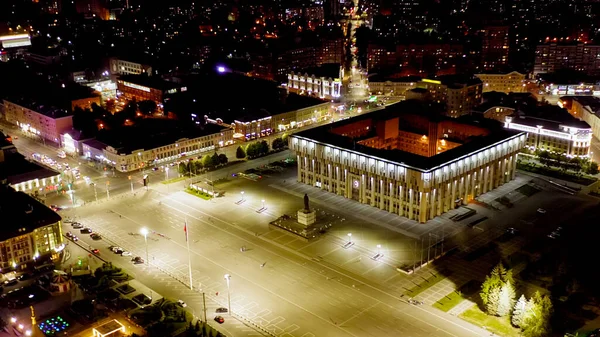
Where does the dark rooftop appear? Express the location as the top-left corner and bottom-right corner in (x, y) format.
(0, 184), (62, 241)
(118, 74), (181, 91)
(293, 100), (523, 172)
(435, 75), (483, 88)
(5, 82), (99, 116)
(168, 72), (327, 123)
(96, 119), (229, 154)
(291, 63), (341, 79)
(368, 75), (422, 83)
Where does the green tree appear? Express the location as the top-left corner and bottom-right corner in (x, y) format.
(497, 281), (516, 317)
(201, 155), (212, 167)
(246, 143), (258, 158)
(178, 162), (189, 176)
(272, 137), (285, 150)
(210, 152), (220, 167)
(512, 294), (527, 328)
(481, 264), (514, 316)
(521, 292), (553, 337)
(236, 145), (246, 159)
(587, 161), (599, 175)
(259, 140), (269, 155)
(218, 153), (228, 165)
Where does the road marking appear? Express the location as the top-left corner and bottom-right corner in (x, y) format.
(162, 196), (485, 337)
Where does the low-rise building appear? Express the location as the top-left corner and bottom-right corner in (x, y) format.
(475, 71), (526, 93)
(3, 99), (74, 146)
(569, 96), (600, 139)
(109, 57), (153, 77)
(0, 133), (61, 195)
(367, 75), (421, 97)
(504, 106), (591, 157)
(0, 184), (64, 270)
(287, 63), (343, 100)
(116, 75), (185, 106)
(229, 95), (330, 140)
(417, 76), (483, 118)
(95, 120), (234, 172)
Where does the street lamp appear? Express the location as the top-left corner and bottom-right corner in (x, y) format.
(140, 227), (149, 265)
(165, 166), (169, 181)
(240, 191), (245, 202)
(261, 199), (265, 209)
(347, 233), (352, 245)
(377, 244), (381, 255)
(224, 274), (231, 315)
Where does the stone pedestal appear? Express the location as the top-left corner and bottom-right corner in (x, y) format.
(297, 209), (316, 227)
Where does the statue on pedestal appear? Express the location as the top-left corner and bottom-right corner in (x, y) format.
(304, 193), (310, 212)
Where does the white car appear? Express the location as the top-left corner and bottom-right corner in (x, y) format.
(112, 247), (123, 253)
(537, 208), (547, 214)
(121, 251), (132, 257)
(177, 300), (187, 307)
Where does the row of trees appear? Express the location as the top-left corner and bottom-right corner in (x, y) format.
(178, 153), (228, 176)
(235, 135), (289, 160)
(532, 149), (599, 175)
(480, 264), (553, 337)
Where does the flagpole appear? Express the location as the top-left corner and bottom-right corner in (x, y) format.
(185, 220), (193, 290)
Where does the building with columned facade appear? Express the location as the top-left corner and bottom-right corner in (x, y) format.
(290, 100), (526, 223)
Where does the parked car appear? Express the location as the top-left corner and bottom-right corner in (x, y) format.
(50, 205), (62, 211)
(177, 300), (187, 307)
(90, 233), (102, 240)
(506, 227), (518, 234)
(65, 232), (74, 238)
(72, 223), (83, 229)
(214, 316), (224, 324)
(121, 251), (132, 257)
(71, 235), (79, 242)
(80, 228), (92, 234)
(4, 278), (18, 286)
(537, 208), (547, 214)
(91, 248), (100, 254)
(132, 257), (144, 264)
(215, 307), (228, 313)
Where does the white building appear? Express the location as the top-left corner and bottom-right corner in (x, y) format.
(291, 101), (526, 223)
(475, 71), (526, 93)
(287, 63), (343, 100)
(109, 57), (153, 77)
(3, 99), (73, 146)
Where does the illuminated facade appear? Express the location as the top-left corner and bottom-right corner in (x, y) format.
(504, 115), (591, 157)
(481, 25), (510, 71)
(287, 64), (343, 100)
(3, 100), (73, 145)
(475, 71), (526, 93)
(116, 76), (185, 105)
(101, 128), (234, 172)
(570, 96), (600, 140)
(0, 186), (64, 270)
(109, 57), (152, 76)
(534, 43), (600, 75)
(231, 102), (330, 140)
(291, 101), (525, 223)
(368, 76), (420, 97)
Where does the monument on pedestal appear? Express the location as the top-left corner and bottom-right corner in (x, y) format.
(297, 193), (317, 227)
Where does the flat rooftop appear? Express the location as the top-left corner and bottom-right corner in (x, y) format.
(509, 105), (590, 130)
(567, 96), (600, 112)
(118, 74), (180, 91)
(96, 119), (229, 154)
(0, 185), (62, 241)
(294, 100), (523, 172)
(169, 72), (327, 123)
(5, 83), (99, 116)
(0, 154), (61, 185)
(292, 63), (341, 79)
(368, 75), (422, 83)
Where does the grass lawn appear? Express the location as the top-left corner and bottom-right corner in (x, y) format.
(460, 306), (521, 337)
(185, 188), (211, 200)
(161, 176), (187, 185)
(405, 271), (450, 297)
(517, 163), (596, 186)
(433, 290), (465, 312)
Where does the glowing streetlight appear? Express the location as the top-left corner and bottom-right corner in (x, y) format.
(347, 233), (352, 244)
(224, 274), (231, 315)
(165, 166), (170, 181)
(377, 244), (381, 255)
(10, 317), (16, 323)
(240, 191), (245, 202)
(261, 199), (265, 209)
(140, 227), (149, 264)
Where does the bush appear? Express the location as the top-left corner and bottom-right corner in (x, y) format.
(235, 146), (246, 159)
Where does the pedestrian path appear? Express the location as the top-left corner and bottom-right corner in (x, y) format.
(448, 299), (476, 316)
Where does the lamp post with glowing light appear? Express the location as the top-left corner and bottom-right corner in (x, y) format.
(140, 228), (149, 265)
(240, 191), (245, 202)
(224, 274), (231, 315)
(347, 233), (352, 245)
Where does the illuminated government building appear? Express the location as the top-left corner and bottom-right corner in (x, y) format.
(291, 101), (526, 223)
